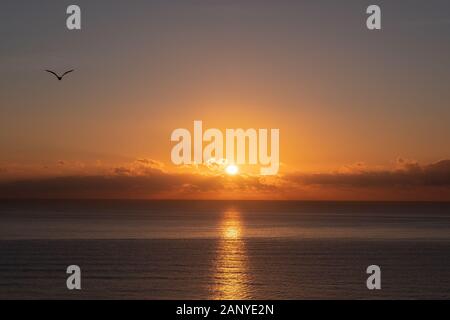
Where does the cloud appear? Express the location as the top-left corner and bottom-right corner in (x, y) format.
(113, 158), (167, 176)
(0, 173), (215, 199)
(287, 160), (450, 188)
(0, 159), (449, 200)
(0, 158), (278, 199)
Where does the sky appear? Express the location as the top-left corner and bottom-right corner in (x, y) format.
(0, 0), (449, 200)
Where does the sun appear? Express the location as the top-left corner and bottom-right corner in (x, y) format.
(225, 164), (239, 176)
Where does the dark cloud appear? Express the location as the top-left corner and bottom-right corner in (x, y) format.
(0, 173), (218, 199)
(288, 160), (450, 188)
(0, 167), (274, 199)
(0, 160), (448, 200)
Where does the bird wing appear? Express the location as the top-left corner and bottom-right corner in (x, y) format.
(61, 69), (74, 77)
(45, 70), (60, 78)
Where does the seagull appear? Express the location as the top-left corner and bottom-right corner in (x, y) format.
(45, 69), (74, 81)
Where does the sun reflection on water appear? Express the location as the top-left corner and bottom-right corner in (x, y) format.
(211, 209), (251, 300)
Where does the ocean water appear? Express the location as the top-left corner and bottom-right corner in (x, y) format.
(0, 200), (449, 299)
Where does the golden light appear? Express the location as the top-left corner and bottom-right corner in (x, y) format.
(225, 226), (239, 239)
(225, 164), (239, 175)
(212, 210), (250, 299)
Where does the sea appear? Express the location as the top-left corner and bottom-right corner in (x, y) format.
(0, 200), (449, 299)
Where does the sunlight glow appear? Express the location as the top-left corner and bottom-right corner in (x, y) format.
(225, 164), (239, 176)
(212, 210), (250, 299)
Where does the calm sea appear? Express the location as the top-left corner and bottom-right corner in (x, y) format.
(0, 200), (449, 299)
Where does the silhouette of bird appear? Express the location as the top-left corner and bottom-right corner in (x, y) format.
(45, 69), (74, 81)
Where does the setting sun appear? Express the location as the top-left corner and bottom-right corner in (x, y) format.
(225, 165), (239, 176)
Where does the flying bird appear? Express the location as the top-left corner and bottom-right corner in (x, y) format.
(45, 69), (74, 80)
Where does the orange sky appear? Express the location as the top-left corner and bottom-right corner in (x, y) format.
(0, 1), (449, 200)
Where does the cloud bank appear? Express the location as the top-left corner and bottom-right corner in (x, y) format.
(0, 159), (449, 201)
(288, 159), (450, 188)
